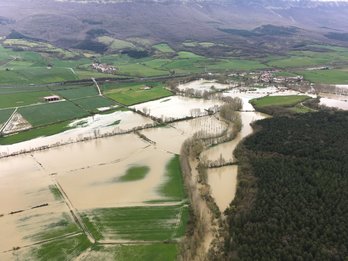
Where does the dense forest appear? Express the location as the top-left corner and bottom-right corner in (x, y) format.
(224, 111), (348, 260)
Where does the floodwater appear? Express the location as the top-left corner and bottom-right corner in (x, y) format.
(0, 154), (72, 252)
(177, 79), (230, 93)
(131, 96), (222, 121)
(319, 93), (348, 110)
(207, 166), (238, 211)
(56, 145), (174, 209)
(202, 111), (268, 212)
(140, 116), (227, 154)
(0, 110), (153, 156)
(201, 112), (268, 163)
(0, 131), (181, 252)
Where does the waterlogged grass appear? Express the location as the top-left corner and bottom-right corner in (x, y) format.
(251, 95), (310, 108)
(49, 185), (63, 201)
(18, 101), (89, 127)
(117, 166), (150, 182)
(72, 96), (117, 112)
(105, 82), (172, 105)
(31, 234), (91, 261)
(84, 244), (178, 261)
(81, 205), (187, 241)
(0, 121), (71, 145)
(157, 155), (186, 200)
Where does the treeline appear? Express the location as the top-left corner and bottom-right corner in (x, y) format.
(222, 111), (348, 260)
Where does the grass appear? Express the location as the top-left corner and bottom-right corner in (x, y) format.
(117, 166), (150, 182)
(55, 85), (98, 100)
(0, 91), (54, 108)
(290, 104), (315, 114)
(118, 63), (169, 77)
(297, 69), (348, 84)
(81, 205), (187, 241)
(18, 101), (89, 127)
(153, 43), (175, 53)
(0, 121), (71, 145)
(98, 36), (136, 51)
(157, 155), (186, 200)
(207, 59), (267, 71)
(251, 95), (310, 108)
(84, 244), (178, 261)
(104, 82), (173, 105)
(0, 67), (78, 85)
(31, 234), (91, 261)
(0, 108), (15, 126)
(71, 96), (117, 112)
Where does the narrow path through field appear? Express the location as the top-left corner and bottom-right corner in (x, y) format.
(92, 78), (103, 96)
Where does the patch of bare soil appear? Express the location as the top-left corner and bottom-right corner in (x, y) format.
(2, 112), (31, 134)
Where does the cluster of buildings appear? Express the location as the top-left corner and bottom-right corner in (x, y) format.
(92, 63), (117, 74)
(259, 71), (303, 84)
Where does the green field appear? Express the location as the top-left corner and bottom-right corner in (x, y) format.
(104, 82), (173, 105)
(251, 95), (310, 108)
(31, 234), (91, 261)
(297, 69), (348, 84)
(0, 108), (15, 126)
(0, 90), (53, 108)
(117, 166), (150, 182)
(71, 96), (117, 112)
(18, 101), (89, 127)
(82, 244), (178, 261)
(0, 121), (71, 145)
(153, 43), (175, 53)
(54, 85), (98, 99)
(98, 36), (136, 51)
(81, 205), (188, 241)
(157, 155), (186, 200)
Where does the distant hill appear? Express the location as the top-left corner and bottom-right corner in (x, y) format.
(0, 0), (348, 54)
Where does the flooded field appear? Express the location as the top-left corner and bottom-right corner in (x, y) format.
(319, 93), (348, 110)
(0, 110), (153, 156)
(177, 79), (231, 94)
(201, 112), (268, 162)
(2, 80), (339, 259)
(131, 96), (222, 121)
(140, 116), (227, 154)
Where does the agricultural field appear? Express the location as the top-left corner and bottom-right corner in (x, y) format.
(251, 95), (310, 108)
(97, 36), (136, 51)
(153, 43), (175, 53)
(53, 84), (98, 99)
(266, 48), (348, 69)
(297, 69), (348, 84)
(81, 205), (188, 241)
(0, 90), (53, 108)
(0, 121), (71, 145)
(80, 244), (178, 261)
(18, 101), (89, 127)
(104, 81), (173, 105)
(0, 108), (15, 127)
(71, 96), (117, 112)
